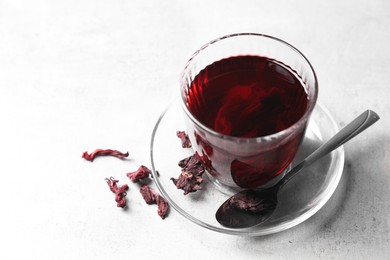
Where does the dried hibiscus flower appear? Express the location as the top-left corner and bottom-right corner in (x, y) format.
(140, 185), (156, 204)
(171, 152), (205, 195)
(105, 177), (129, 208)
(82, 149), (129, 162)
(139, 185), (169, 219)
(126, 165), (151, 183)
(156, 195), (169, 219)
(176, 131), (192, 148)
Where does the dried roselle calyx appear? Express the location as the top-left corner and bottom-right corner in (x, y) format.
(126, 165), (151, 183)
(139, 185), (170, 219)
(171, 171), (203, 195)
(117, 184), (129, 194)
(140, 185), (156, 204)
(115, 193), (127, 208)
(176, 131), (192, 148)
(82, 149), (129, 162)
(178, 155), (192, 168)
(106, 177), (120, 193)
(156, 195), (169, 219)
(105, 177), (129, 208)
(182, 152), (206, 174)
(171, 153), (205, 195)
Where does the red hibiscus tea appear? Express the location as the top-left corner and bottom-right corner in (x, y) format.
(180, 34), (318, 189)
(187, 56), (308, 138)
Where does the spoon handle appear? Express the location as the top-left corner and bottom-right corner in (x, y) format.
(280, 109), (380, 187)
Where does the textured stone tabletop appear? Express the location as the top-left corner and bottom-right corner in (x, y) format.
(0, 0), (389, 259)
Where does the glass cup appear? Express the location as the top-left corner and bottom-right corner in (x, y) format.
(179, 33), (318, 190)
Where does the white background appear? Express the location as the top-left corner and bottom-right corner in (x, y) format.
(0, 0), (389, 259)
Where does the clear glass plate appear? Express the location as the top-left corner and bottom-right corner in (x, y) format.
(150, 99), (345, 236)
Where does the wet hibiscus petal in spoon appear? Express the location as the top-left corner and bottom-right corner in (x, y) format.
(82, 149), (129, 162)
(216, 189), (277, 228)
(229, 190), (277, 214)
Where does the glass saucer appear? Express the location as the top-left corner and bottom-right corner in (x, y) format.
(150, 99), (345, 236)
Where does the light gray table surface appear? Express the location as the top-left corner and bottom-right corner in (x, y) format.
(1, 0), (389, 259)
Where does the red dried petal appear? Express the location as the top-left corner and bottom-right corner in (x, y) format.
(156, 195), (169, 219)
(82, 149), (129, 162)
(105, 177), (119, 193)
(176, 131), (192, 148)
(105, 177), (129, 208)
(139, 185), (169, 219)
(178, 155), (192, 168)
(126, 165), (151, 183)
(115, 193), (124, 203)
(178, 152), (205, 175)
(171, 153), (205, 195)
(117, 184), (129, 194)
(116, 196), (127, 208)
(171, 171), (203, 195)
(140, 185), (157, 204)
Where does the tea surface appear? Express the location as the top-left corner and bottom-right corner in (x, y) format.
(187, 55), (308, 138)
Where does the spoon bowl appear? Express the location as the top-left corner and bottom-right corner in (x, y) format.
(216, 188), (278, 228)
(216, 110), (380, 229)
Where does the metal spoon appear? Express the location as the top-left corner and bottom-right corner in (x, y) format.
(216, 110), (380, 229)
